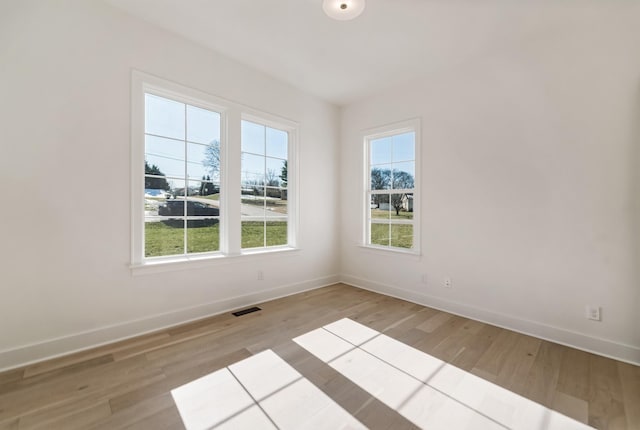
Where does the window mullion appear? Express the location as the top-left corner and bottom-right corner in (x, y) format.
(183, 103), (188, 255)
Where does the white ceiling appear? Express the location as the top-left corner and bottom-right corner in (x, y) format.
(103, 0), (633, 106)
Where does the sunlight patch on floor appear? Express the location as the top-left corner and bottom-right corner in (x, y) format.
(171, 349), (365, 429)
(294, 318), (594, 430)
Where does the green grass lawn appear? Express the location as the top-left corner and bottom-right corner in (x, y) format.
(370, 208), (413, 220)
(370, 223), (413, 249)
(145, 220), (287, 257)
(242, 221), (287, 248)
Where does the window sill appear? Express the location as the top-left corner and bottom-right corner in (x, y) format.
(130, 246), (300, 276)
(357, 244), (422, 259)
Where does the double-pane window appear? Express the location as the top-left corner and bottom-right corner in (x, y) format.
(366, 122), (419, 251)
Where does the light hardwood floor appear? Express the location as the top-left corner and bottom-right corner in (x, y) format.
(0, 284), (638, 429)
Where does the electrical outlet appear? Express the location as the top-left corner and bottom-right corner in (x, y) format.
(444, 277), (452, 288)
(257, 270), (264, 281)
(585, 305), (601, 321)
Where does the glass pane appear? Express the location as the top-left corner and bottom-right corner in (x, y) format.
(144, 176), (172, 199)
(266, 157), (285, 187)
(199, 140), (220, 181)
(370, 223), (389, 246)
(395, 194), (413, 219)
(370, 136), (392, 165)
(193, 179), (220, 198)
(241, 120), (265, 155)
(241, 194), (266, 218)
(371, 165), (391, 190)
(145, 219), (184, 257)
(266, 127), (287, 159)
(392, 162), (415, 189)
(164, 179), (184, 199)
(242, 220), (265, 248)
(187, 218), (219, 253)
(280, 160), (288, 189)
(145, 93), (185, 140)
(186, 105), (220, 145)
(389, 194), (405, 219)
(371, 194), (389, 219)
(241, 153), (265, 187)
(187, 142), (219, 181)
(392, 132), (415, 162)
(265, 187), (287, 218)
(144, 189), (167, 217)
(183, 180), (199, 197)
(145, 135), (185, 179)
(266, 221), (287, 246)
(391, 224), (413, 249)
(158, 199), (186, 218)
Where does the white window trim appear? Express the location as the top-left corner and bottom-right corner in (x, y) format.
(240, 111), (299, 254)
(362, 118), (421, 255)
(130, 70), (299, 273)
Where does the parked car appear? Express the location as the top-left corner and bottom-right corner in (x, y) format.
(158, 200), (219, 217)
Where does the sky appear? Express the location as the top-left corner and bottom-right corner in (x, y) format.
(144, 93), (288, 191)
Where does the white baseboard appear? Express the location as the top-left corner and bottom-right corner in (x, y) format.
(341, 274), (640, 366)
(0, 275), (340, 372)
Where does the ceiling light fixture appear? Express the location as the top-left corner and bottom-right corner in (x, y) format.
(322, 0), (366, 21)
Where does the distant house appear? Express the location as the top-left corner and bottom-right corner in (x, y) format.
(402, 194), (413, 212)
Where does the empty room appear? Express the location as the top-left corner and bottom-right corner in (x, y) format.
(1, 0), (639, 429)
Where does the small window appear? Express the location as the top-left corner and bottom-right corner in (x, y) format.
(143, 93), (222, 258)
(365, 120), (419, 252)
(241, 119), (289, 249)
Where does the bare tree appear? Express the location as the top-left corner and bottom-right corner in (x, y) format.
(390, 170), (414, 215)
(266, 168), (280, 187)
(203, 139), (220, 181)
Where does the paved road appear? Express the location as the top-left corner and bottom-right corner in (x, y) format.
(145, 197), (285, 221)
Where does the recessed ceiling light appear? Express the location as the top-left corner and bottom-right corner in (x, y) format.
(322, 0), (366, 21)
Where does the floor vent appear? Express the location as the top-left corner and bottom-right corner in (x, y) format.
(232, 306), (262, 317)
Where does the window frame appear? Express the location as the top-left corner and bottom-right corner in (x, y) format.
(362, 119), (421, 255)
(240, 113), (297, 253)
(131, 71), (298, 271)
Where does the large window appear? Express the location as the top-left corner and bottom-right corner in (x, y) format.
(365, 120), (419, 252)
(241, 119), (289, 249)
(131, 72), (297, 269)
(144, 93), (222, 258)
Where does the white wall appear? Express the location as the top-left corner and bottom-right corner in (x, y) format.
(0, 0), (340, 370)
(340, 4), (640, 364)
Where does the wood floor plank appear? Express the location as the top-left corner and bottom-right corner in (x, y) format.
(0, 419), (18, 430)
(19, 401), (112, 430)
(449, 323), (502, 372)
(89, 393), (175, 430)
(617, 361), (640, 429)
(415, 311), (453, 333)
(110, 348), (252, 413)
(121, 405), (183, 430)
(557, 347), (591, 401)
(524, 341), (566, 407)
(495, 334), (541, 395)
(553, 391), (589, 424)
(0, 284), (637, 429)
(472, 329), (521, 380)
(16, 393), (114, 429)
(429, 319), (485, 363)
(0, 355), (162, 422)
(588, 355), (627, 429)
